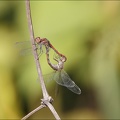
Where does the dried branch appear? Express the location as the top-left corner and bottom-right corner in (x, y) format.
(21, 105), (45, 120)
(21, 0), (61, 119)
(25, 0), (49, 99)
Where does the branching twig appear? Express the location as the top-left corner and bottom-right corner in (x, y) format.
(21, 105), (45, 120)
(21, 0), (61, 120)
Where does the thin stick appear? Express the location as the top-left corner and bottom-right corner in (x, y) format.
(21, 105), (45, 120)
(25, 0), (49, 99)
(22, 0), (61, 120)
(45, 102), (60, 119)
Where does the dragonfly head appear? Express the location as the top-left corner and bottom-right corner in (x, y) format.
(35, 37), (41, 43)
(60, 56), (66, 62)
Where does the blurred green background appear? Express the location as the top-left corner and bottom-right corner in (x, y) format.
(0, 1), (120, 119)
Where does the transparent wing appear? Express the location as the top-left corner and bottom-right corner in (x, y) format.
(15, 41), (31, 50)
(67, 84), (81, 94)
(44, 70), (81, 94)
(42, 72), (60, 96)
(53, 70), (75, 87)
(43, 72), (55, 84)
(54, 70), (81, 94)
(53, 71), (65, 86)
(61, 70), (76, 87)
(15, 41), (46, 56)
(15, 41), (32, 56)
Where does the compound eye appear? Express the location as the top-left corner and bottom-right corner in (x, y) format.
(35, 37), (41, 43)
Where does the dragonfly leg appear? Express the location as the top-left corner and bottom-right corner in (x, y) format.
(37, 50), (43, 58)
(53, 57), (58, 62)
(53, 53), (59, 62)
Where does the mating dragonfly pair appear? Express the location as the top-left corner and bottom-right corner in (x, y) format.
(17, 37), (81, 94)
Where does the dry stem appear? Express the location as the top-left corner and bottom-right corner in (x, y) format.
(21, 0), (61, 119)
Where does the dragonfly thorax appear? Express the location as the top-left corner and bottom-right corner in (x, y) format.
(57, 60), (64, 70)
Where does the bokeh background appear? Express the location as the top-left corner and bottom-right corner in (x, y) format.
(0, 1), (120, 119)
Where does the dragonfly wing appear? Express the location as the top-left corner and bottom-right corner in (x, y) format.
(60, 70), (76, 87)
(53, 70), (76, 87)
(15, 41), (31, 49)
(67, 84), (81, 94)
(15, 41), (31, 56)
(15, 42), (45, 57)
(53, 71), (65, 86)
(53, 70), (81, 94)
(43, 72), (55, 84)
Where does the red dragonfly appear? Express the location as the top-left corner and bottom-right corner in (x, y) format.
(16, 37), (81, 94)
(37, 38), (81, 94)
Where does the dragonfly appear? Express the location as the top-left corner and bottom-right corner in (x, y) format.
(16, 37), (67, 59)
(16, 37), (81, 94)
(35, 37), (67, 61)
(44, 43), (81, 94)
(15, 37), (48, 56)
